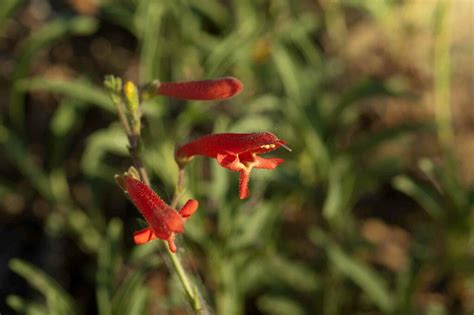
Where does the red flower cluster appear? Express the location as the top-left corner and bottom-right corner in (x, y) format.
(119, 77), (289, 252)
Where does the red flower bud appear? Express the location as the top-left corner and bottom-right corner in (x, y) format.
(116, 170), (198, 253)
(157, 77), (243, 100)
(176, 132), (289, 199)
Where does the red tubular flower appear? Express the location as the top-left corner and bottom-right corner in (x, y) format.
(176, 132), (289, 199)
(115, 168), (198, 253)
(157, 77), (243, 100)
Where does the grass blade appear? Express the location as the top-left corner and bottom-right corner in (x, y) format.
(309, 229), (394, 313)
(9, 259), (78, 315)
(9, 16), (98, 128)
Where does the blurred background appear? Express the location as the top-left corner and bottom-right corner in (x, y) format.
(0, 0), (473, 314)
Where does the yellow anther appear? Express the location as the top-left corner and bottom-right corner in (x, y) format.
(260, 144), (275, 150)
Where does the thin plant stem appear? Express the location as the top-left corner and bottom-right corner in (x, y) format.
(171, 168), (185, 208)
(108, 78), (202, 314)
(111, 92), (150, 185)
(167, 245), (202, 312)
(115, 99), (132, 136)
(127, 134), (150, 186)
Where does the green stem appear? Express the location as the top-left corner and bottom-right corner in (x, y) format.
(107, 76), (202, 314)
(167, 245), (202, 313)
(170, 168), (185, 208)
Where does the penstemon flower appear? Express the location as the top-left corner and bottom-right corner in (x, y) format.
(115, 167), (198, 253)
(155, 76), (243, 100)
(176, 132), (289, 199)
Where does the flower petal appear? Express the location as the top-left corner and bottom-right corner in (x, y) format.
(179, 199), (199, 219)
(239, 170), (251, 199)
(165, 213), (185, 233)
(176, 132), (283, 159)
(217, 153), (242, 171)
(167, 234), (177, 253)
(134, 227), (157, 244)
(254, 156), (285, 169)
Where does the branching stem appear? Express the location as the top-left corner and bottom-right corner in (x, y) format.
(106, 77), (202, 314)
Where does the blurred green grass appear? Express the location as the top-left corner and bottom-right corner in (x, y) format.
(0, 0), (473, 314)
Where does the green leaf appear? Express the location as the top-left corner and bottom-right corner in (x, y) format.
(393, 175), (444, 220)
(18, 77), (113, 112)
(189, 0), (229, 29)
(209, 161), (230, 204)
(49, 98), (85, 166)
(272, 44), (303, 105)
(10, 16), (99, 127)
(347, 122), (430, 157)
(101, 3), (136, 34)
(205, 1), (259, 76)
(66, 207), (102, 253)
(9, 259), (78, 315)
(0, 129), (52, 200)
(50, 99), (81, 136)
(135, 0), (165, 82)
(6, 295), (48, 315)
(434, 156), (469, 214)
(13, 17), (98, 79)
(244, 94), (282, 113)
(145, 140), (180, 190)
(239, 251), (319, 295)
(322, 157), (355, 227)
(129, 242), (162, 267)
(309, 229), (394, 313)
(125, 286), (149, 315)
(257, 295), (305, 315)
(230, 202), (279, 250)
(96, 218), (123, 315)
(0, 0), (24, 32)
(81, 124), (128, 179)
(281, 13), (322, 66)
(111, 271), (149, 315)
(229, 116), (274, 133)
(330, 78), (408, 123)
(284, 98), (330, 180)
